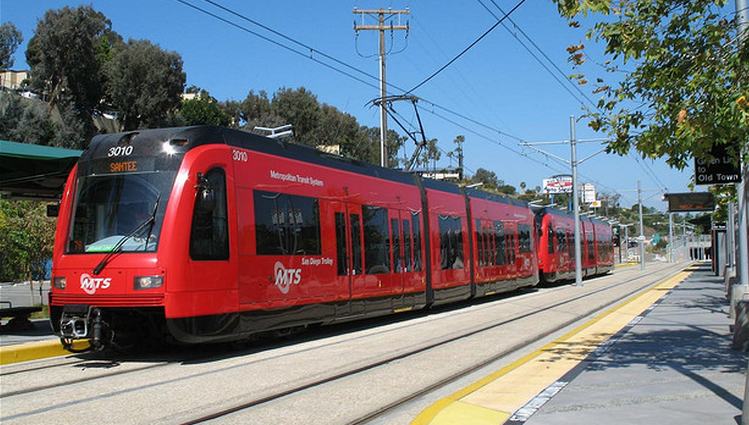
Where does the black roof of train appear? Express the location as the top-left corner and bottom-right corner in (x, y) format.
(87, 126), (528, 208)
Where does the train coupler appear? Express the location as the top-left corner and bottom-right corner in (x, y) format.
(59, 306), (110, 352)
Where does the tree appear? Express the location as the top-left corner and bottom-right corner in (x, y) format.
(0, 92), (59, 146)
(0, 22), (23, 69)
(271, 87), (322, 146)
(471, 168), (500, 189)
(180, 94), (231, 127)
(106, 39), (186, 130)
(0, 200), (55, 282)
(26, 6), (111, 111)
(554, 0), (748, 169)
(11, 101), (56, 146)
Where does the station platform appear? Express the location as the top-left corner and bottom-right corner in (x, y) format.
(415, 262), (747, 425)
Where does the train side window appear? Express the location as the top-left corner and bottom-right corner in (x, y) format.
(494, 221), (505, 265)
(363, 206), (390, 274)
(403, 219), (412, 272)
(335, 212), (347, 276)
(547, 225), (555, 254)
(439, 215), (464, 270)
(190, 168), (229, 260)
(519, 224), (532, 253)
(254, 191), (321, 255)
(391, 218), (402, 272)
(412, 212), (422, 272)
(490, 227), (497, 265)
(475, 219), (484, 267)
(557, 229), (565, 252)
(567, 230), (574, 257)
(350, 213), (362, 274)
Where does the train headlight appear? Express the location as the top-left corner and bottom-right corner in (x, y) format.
(53, 276), (66, 289)
(134, 275), (163, 290)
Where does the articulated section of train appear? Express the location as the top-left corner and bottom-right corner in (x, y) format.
(49, 126), (613, 350)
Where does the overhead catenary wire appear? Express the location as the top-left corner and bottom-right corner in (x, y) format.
(176, 0), (632, 205)
(479, 0), (668, 198)
(477, 0), (598, 111)
(406, 0), (527, 94)
(183, 0), (528, 143)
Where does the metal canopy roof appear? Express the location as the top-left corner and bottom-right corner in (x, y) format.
(0, 140), (82, 201)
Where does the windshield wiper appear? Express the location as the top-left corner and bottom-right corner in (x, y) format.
(93, 195), (161, 275)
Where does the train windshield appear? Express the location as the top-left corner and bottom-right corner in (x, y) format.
(67, 171), (176, 253)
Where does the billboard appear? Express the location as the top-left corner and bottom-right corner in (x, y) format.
(542, 175), (573, 194)
(581, 183), (596, 204)
(664, 192), (715, 212)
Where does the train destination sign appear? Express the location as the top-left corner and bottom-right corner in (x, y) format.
(694, 143), (742, 185)
(664, 192), (715, 213)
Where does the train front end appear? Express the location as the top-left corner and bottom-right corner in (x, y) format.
(49, 129), (186, 351)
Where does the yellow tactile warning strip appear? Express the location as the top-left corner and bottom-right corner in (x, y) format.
(412, 269), (692, 425)
(614, 262), (638, 268)
(0, 339), (89, 366)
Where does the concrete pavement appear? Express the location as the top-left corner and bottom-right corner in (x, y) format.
(522, 262), (746, 425)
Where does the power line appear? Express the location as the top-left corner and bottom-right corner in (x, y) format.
(175, 0), (629, 203)
(406, 0), (527, 94)
(174, 0), (382, 91)
(176, 0), (530, 144)
(477, 0), (598, 111)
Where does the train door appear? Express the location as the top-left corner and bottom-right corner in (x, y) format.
(186, 160), (237, 309)
(505, 221), (518, 279)
(332, 202), (353, 303)
(389, 210), (406, 295)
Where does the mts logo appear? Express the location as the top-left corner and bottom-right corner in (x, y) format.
(274, 261), (301, 294)
(80, 273), (111, 295)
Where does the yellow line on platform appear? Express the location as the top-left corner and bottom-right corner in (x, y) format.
(0, 339), (88, 366)
(411, 268), (692, 425)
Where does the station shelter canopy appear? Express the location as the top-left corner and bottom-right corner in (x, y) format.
(0, 140), (82, 201)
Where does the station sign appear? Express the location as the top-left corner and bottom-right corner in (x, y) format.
(664, 192), (715, 213)
(542, 175), (572, 194)
(695, 143), (742, 185)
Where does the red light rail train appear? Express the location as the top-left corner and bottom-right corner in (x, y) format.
(49, 126), (614, 351)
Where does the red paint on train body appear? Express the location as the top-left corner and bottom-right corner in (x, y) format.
(535, 207), (614, 283)
(48, 127), (607, 349)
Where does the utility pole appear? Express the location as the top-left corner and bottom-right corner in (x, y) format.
(353, 8), (409, 168)
(734, 1), (749, 423)
(668, 212), (674, 263)
(620, 223), (633, 262)
(638, 180), (645, 270)
(728, 202), (736, 270)
(571, 116), (583, 286)
(457, 139), (464, 180)
(520, 116), (608, 288)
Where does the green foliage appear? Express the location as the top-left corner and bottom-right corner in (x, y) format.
(0, 91), (65, 147)
(226, 87), (405, 166)
(0, 200), (55, 282)
(26, 6), (111, 114)
(180, 94), (231, 127)
(0, 22), (23, 69)
(471, 168), (500, 189)
(554, 0), (748, 169)
(106, 39), (186, 130)
(270, 87), (323, 146)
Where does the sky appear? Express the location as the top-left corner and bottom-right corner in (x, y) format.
(0, 0), (695, 211)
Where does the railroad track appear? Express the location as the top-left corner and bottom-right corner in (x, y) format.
(178, 262), (690, 425)
(0, 263), (687, 424)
